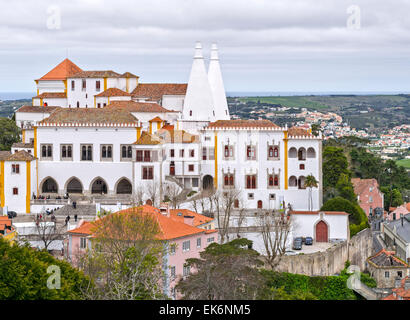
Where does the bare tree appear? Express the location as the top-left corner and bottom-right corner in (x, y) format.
(146, 179), (160, 207)
(31, 214), (66, 251)
(235, 200), (247, 238)
(212, 188), (242, 244)
(258, 211), (293, 269)
(134, 185), (145, 206)
(78, 207), (167, 300)
(189, 198), (199, 213)
(162, 182), (181, 209)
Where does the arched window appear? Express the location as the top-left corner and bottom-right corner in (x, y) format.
(42, 145), (47, 157)
(274, 147), (279, 158)
(122, 146), (127, 158)
(269, 176), (274, 186)
(127, 146), (132, 158)
(229, 175), (234, 186)
(289, 176), (297, 187)
(67, 146), (72, 158)
(107, 146), (112, 158)
(298, 148), (306, 160)
(224, 175), (229, 186)
(307, 147), (316, 158)
(224, 145), (229, 158)
(62, 146), (67, 158)
(257, 200), (263, 209)
(87, 146), (92, 160)
(102, 146), (107, 158)
(77, 101), (80, 108)
(47, 145), (52, 157)
(234, 199), (239, 208)
(274, 176), (279, 186)
(289, 147), (297, 158)
(298, 176), (306, 189)
(268, 146), (274, 157)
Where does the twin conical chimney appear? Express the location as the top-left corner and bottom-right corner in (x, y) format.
(182, 42), (216, 122)
(208, 43), (230, 120)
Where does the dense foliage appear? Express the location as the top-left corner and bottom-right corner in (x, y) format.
(0, 238), (89, 299)
(0, 117), (20, 151)
(320, 197), (369, 236)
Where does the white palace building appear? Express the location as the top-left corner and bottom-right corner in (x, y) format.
(1, 42), (326, 223)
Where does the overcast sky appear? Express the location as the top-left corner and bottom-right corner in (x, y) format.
(1, 0), (410, 93)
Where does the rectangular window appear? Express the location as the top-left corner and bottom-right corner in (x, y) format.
(180, 149), (184, 158)
(246, 175), (257, 189)
(183, 266), (190, 277)
(369, 196), (373, 203)
(170, 244), (176, 255)
(223, 145), (234, 159)
(71, 80), (75, 91)
(246, 145), (257, 160)
(12, 187), (18, 195)
(223, 174), (235, 188)
(40, 144), (53, 160)
(197, 238), (201, 248)
(385, 271), (390, 278)
(80, 237), (87, 249)
(97, 103), (101, 108)
(81, 144), (93, 161)
(397, 271), (403, 278)
(248, 193), (254, 200)
(188, 164), (194, 172)
(207, 237), (215, 243)
(11, 164), (20, 174)
(190, 149), (195, 157)
(96, 80), (101, 92)
(170, 266), (176, 278)
(82, 79), (86, 91)
(60, 144), (73, 161)
(142, 167), (154, 180)
(208, 147), (215, 160)
(170, 149), (175, 158)
(202, 147), (207, 160)
(121, 145), (133, 161)
(182, 240), (190, 252)
(101, 144), (113, 161)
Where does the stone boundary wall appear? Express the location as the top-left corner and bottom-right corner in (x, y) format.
(275, 228), (373, 276)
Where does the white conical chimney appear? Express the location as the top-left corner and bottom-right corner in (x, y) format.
(182, 42), (216, 122)
(208, 43), (230, 120)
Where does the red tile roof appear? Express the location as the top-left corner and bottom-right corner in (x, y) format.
(289, 210), (349, 215)
(288, 126), (313, 137)
(382, 277), (410, 300)
(134, 131), (162, 145)
(33, 92), (67, 99)
(105, 100), (173, 113)
(68, 205), (214, 240)
(95, 88), (131, 97)
(69, 70), (121, 78)
(16, 105), (60, 113)
(37, 59), (83, 81)
(169, 209), (213, 227)
(207, 119), (279, 129)
(367, 249), (408, 267)
(120, 72), (138, 78)
(149, 116), (163, 122)
(131, 83), (187, 100)
(351, 178), (379, 196)
(38, 108), (139, 125)
(0, 150), (36, 161)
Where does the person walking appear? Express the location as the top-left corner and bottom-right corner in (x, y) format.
(74, 214), (78, 222)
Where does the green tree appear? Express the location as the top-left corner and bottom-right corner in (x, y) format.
(0, 238), (89, 299)
(336, 173), (357, 203)
(176, 238), (264, 300)
(320, 196), (369, 236)
(305, 174), (318, 211)
(311, 124), (320, 137)
(322, 147), (351, 200)
(0, 117), (20, 151)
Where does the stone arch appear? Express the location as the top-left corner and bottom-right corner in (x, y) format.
(289, 147), (297, 158)
(314, 219), (329, 242)
(307, 147), (316, 158)
(203, 175), (214, 190)
(65, 177), (83, 194)
(257, 200), (263, 209)
(40, 177), (59, 193)
(115, 177), (132, 194)
(90, 177), (108, 194)
(289, 176), (297, 187)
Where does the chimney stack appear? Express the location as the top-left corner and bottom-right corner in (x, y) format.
(159, 203), (170, 217)
(401, 214), (404, 227)
(183, 215), (195, 226)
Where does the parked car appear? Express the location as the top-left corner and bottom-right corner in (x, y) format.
(292, 238), (302, 250)
(7, 211), (17, 219)
(305, 237), (313, 245)
(285, 250), (298, 256)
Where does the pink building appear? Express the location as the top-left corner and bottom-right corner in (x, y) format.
(385, 203), (410, 221)
(352, 178), (384, 217)
(67, 204), (218, 299)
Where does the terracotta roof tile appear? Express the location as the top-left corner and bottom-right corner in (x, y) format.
(288, 126), (313, 137)
(95, 88), (131, 97)
(0, 151), (12, 161)
(0, 150), (36, 161)
(169, 209), (213, 227)
(11, 142), (34, 148)
(69, 70), (121, 78)
(69, 205), (209, 240)
(39, 108), (139, 125)
(351, 178), (379, 196)
(149, 116), (163, 122)
(120, 72), (138, 78)
(37, 59), (83, 81)
(131, 83), (187, 100)
(367, 249), (409, 267)
(105, 100), (173, 113)
(207, 119), (279, 129)
(134, 131), (162, 145)
(16, 105), (60, 113)
(33, 92), (67, 99)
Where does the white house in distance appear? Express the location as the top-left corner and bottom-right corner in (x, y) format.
(0, 42), (349, 245)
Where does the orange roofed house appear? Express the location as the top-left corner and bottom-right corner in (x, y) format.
(67, 204), (217, 299)
(352, 178), (384, 217)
